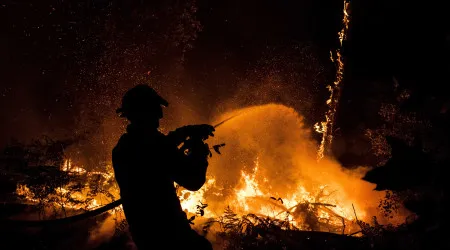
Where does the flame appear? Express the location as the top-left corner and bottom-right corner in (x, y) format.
(16, 159), (122, 216)
(61, 159), (87, 174)
(178, 178), (216, 218)
(174, 154), (363, 233)
(199, 156), (360, 232)
(316, 0), (351, 161)
(15, 155), (360, 232)
(15, 104), (406, 241)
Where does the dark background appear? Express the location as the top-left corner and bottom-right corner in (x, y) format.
(1, 0), (448, 166)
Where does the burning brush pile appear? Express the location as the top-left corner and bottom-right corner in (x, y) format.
(1, 104), (408, 249)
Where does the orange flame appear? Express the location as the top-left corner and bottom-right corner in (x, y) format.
(16, 103), (406, 241)
(316, 0), (351, 161)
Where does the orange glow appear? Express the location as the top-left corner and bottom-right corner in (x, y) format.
(16, 104), (406, 241)
(316, 0), (351, 161)
(179, 104), (403, 234)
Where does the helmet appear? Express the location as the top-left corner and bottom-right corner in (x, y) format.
(116, 84), (169, 118)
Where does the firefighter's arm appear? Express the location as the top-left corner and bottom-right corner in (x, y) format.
(169, 143), (209, 191)
(166, 127), (190, 146)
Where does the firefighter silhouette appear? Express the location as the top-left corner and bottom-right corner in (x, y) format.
(113, 84), (214, 249)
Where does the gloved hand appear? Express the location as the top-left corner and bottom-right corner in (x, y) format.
(166, 124), (215, 148)
(182, 124), (215, 139)
(169, 124), (214, 141)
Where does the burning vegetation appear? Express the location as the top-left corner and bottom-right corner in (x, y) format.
(1, 104), (409, 249)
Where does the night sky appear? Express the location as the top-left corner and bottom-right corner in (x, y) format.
(1, 0), (448, 160)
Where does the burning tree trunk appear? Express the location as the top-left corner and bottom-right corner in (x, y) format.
(316, 0), (351, 161)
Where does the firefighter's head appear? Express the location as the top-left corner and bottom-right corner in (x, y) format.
(116, 84), (168, 127)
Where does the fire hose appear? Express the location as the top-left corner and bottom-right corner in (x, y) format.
(0, 115), (239, 227)
(1, 199), (123, 227)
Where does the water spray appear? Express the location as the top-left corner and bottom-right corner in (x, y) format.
(213, 114), (240, 128)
